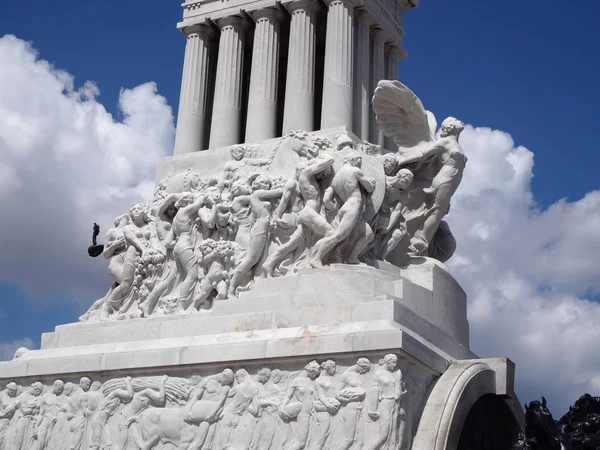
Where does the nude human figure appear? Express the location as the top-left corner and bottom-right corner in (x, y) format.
(69, 377), (92, 450)
(334, 358), (371, 450)
(112, 375), (168, 450)
(222, 369), (261, 450)
(278, 361), (321, 450)
(80, 214), (130, 321)
(0, 382), (19, 449)
(228, 176), (283, 297)
(35, 380), (67, 450)
(170, 193), (214, 312)
(250, 368), (286, 450)
(88, 377), (133, 450)
(263, 155), (335, 277)
(310, 153), (376, 267)
(139, 195), (179, 317)
(398, 117), (466, 255)
(190, 239), (235, 311)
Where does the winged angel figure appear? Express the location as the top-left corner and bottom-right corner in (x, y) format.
(372, 80), (466, 260)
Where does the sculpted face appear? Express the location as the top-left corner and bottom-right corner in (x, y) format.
(80, 377), (91, 392)
(271, 370), (283, 384)
(53, 380), (65, 395)
(6, 383), (18, 397)
(257, 369), (271, 384)
(235, 370), (247, 384)
(383, 156), (398, 176)
(231, 146), (245, 161)
(91, 381), (102, 392)
(31, 383), (43, 396)
(385, 355), (398, 371)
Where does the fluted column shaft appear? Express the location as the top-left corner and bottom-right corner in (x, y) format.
(245, 8), (283, 142)
(385, 43), (402, 81)
(321, 0), (355, 130)
(174, 25), (213, 155)
(384, 43), (403, 151)
(370, 28), (386, 146)
(209, 16), (248, 149)
(282, 0), (320, 134)
(352, 10), (371, 140)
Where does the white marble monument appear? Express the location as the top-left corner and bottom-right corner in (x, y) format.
(0, 1), (524, 449)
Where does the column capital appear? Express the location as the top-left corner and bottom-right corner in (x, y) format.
(370, 27), (388, 42)
(250, 6), (285, 23)
(182, 23), (214, 38)
(355, 9), (373, 25)
(285, 0), (322, 15)
(216, 15), (250, 31)
(324, 0), (356, 9)
(385, 43), (404, 59)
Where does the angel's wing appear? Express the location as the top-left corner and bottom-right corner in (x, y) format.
(372, 80), (436, 150)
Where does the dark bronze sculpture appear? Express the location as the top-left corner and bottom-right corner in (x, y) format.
(87, 222), (104, 257)
(511, 394), (600, 450)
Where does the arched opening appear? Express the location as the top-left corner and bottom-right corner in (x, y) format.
(457, 394), (521, 450)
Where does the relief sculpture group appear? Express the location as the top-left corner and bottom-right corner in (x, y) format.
(81, 81), (467, 322)
(0, 355), (413, 450)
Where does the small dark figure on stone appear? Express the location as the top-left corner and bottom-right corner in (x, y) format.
(88, 222), (104, 257)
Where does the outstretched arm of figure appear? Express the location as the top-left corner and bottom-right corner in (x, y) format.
(181, 194), (207, 218)
(303, 154), (335, 177)
(357, 169), (376, 194)
(385, 203), (405, 233)
(274, 179), (297, 220)
(323, 186), (335, 211)
(254, 188), (284, 201)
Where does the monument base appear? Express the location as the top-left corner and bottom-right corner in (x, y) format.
(0, 261), (522, 450)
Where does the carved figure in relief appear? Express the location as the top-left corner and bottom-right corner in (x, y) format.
(398, 117), (466, 255)
(176, 369), (235, 450)
(100, 204), (163, 319)
(364, 354), (406, 450)
(7, 381), (43, 450)
(69, 377), (92, 450)
(223, 145), (270, 186)
(88, 377), (133, 450)
(80, 214), (130, 321)
(222, 369), (261, 450)
(250, 368), (284, 450)
(373, 80), (466, 258)
(279, 361), (321, 450)
(373, 155), (414, 260)
(112, 375), (168, 450)
(228, 176), (283, 297)
(310, 154), (376, 267)
(139, 194), (180, 317)
(0, 382), (19, 449)
(313, 360), (342, 450)
(35, 379), (66, 450)
(191, 239), (236, 311)
(263, 155), (335, 277)
(334, 358), (371, 450)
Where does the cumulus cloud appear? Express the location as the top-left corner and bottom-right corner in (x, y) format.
(0, 34), (598, 417)
(0, 35), (175, 304)
(0, 338), (35, 361)
(448, 125), (600, 415)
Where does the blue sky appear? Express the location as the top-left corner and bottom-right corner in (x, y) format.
(0, 0), (599, 415)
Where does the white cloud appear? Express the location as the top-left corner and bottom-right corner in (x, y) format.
(448, 125), (600, 415)
(0, 338), (35, 362)
(0, 34), (598, 417)
(0, 35), (175, 304)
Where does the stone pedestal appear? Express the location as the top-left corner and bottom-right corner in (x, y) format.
(0, 259), (522, 450)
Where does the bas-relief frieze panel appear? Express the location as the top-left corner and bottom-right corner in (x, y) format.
(0, 354), (434, 450)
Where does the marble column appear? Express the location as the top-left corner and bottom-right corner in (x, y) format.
(385, 43), (403, 81)
(209, 16), (248, 149)
(282, 0), (321, 134)
(370, 28), (386, 146)
(384, 43), (403, 151)
(173, 24), (213, 155)
(321, 0), (355, 130)
(352, 10), (371, 140)
(245, 8), (283, 142)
